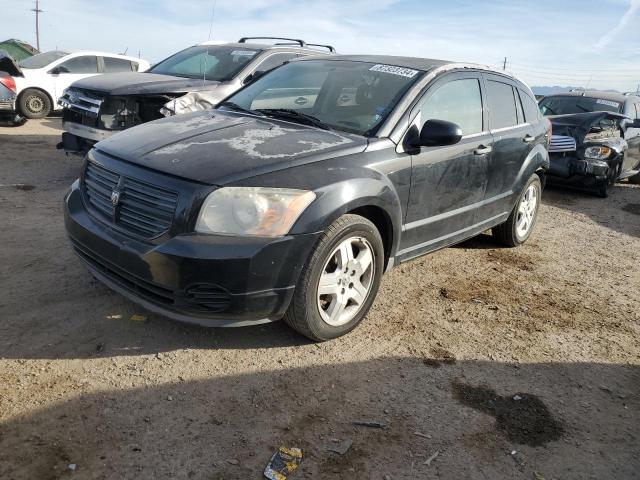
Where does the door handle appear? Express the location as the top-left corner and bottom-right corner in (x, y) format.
(523, 135), (535, 144)
(474, 145), (492, 155)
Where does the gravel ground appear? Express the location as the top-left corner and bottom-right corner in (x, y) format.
(1, 118), (639, 480)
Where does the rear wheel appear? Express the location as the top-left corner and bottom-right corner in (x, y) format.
(19, 89), (51, 119)
(628, 171), (640, 185)
(492, 174), (542, 247)
(284, 214), (384, 341)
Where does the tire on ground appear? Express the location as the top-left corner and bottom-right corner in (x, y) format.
(492, 174), (542, 247)
(19, 88), (52, 119)
(284, 214), (384, 341)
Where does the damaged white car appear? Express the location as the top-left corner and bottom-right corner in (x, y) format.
(57, 37), (335, 153)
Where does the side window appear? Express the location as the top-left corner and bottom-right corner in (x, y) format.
(254, 53), (297, 73)
(486, 80), (518, 129)
(102, 57), (134, 73)
(635, 103), (640, 120)
(518, 89), (540, 123)
(419, 78), (483, 136)
(131, 61), (140, 72)
(57, 55), (99, 74)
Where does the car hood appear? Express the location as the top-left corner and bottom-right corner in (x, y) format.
(95, 110), (368, 185)
(0, 50), (23, 77)
(70, 72), (220, 95)
(548, 111), (627, 144)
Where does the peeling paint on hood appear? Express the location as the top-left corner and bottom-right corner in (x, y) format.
(95, 110), (367, 185)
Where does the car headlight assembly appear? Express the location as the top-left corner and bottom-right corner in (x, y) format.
(195, 187), (316, 237)
(584, 146), (612, 160)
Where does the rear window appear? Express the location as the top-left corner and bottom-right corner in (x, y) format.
(487, 80), (518, 129)
(538, 95), (623, 116)
(103, 56), (134, 73)
(518, 89), (540, 123)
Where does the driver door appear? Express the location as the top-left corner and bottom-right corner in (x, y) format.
(399, 73), (491, 258)
(50, 55), (99, 99)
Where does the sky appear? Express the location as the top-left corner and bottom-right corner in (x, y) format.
(3, 0), (640, 91)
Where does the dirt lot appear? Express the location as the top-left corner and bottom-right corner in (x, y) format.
(0, 118), (639, 480)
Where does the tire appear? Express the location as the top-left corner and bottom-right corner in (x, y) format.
(284, 214), (384, 341)
(629, 171), (640, 185)
(18, 88), (51, 119)
(492, 174), (542, 247)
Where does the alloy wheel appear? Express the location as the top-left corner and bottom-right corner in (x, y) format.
(317, 236), (375, 327)
(25, 94), (44, 115)
(515, 184), (538, 239)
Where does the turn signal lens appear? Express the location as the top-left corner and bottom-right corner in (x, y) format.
(584, 146), (612, 160)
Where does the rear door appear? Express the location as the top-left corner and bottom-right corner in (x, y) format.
(400, 72), (491, 257)
(479, 74), (539, 220)
(51, 55), (99, 99)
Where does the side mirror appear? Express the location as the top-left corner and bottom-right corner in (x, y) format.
(626, 118), (640, 129)
(50, 66), (69, 75)
(243, 70), (266, 85)
(418, 119), (463, 147)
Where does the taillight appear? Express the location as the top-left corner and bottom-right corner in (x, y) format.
(0, 75), (17, 93)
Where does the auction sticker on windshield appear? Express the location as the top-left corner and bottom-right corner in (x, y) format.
(369, 64), (419, 78)
(231, 50), (257, 57)
(596, 99), (620, 108)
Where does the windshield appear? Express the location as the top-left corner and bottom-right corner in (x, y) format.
(18, 50), (69, 69)
(223, 60), (423, 136)
(539, 95), (623, 116)
(150, 45), (260, 81)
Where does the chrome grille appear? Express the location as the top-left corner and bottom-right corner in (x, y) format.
(59, 88), (104, 118)
(549, 135), (577, 153)
(83, 161), (178, 238)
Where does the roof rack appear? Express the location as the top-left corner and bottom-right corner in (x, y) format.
(238, 37), (306, 47)
(307, 43), (336, 53)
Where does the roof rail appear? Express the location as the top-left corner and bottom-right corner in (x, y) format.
(307, 43), (336, 53)
(238, 37), (306, 47)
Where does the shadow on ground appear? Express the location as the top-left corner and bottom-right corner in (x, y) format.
(1, 358), (637, 480)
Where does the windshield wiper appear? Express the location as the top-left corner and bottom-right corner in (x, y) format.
(256, 108), (332, 130)
(219, 101), (263, 116)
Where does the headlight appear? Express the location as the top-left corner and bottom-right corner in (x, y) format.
(195, 187), (316, 237)
(584, 146), (612, 160)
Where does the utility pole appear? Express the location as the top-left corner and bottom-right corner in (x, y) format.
(32, 0), (43, 51)
(502, 57), (507, 71)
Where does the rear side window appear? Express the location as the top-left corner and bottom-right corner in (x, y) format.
(57, 55), (99, 74)
(102, 56), (134, 73)
(518, 89), (540, 123)
(254, 53), (297, 73)
(419, 78), (483, 135)
(487, 80), (518, 129)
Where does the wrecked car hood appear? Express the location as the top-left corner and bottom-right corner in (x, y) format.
(548, 112), (627, 144)
(69, 72), (220, 96)
(0, 50), (23, 77)
(95, 110), (367, 185)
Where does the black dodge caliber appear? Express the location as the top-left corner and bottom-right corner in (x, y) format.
(64, 55), (550, 341)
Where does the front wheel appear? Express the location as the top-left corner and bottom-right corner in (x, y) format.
(492, 174), (542, 247)
(19, 88), (52, 119)
(284, 214), (384, 341)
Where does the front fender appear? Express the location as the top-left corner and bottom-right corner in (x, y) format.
(289, 176), (404, 258)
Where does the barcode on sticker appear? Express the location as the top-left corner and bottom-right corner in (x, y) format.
(369, 64), (419, 78)
(596, 99), (620, 108)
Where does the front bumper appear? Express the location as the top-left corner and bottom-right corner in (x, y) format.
(546, 153), (613, 190)
(64, 181), (319, 327)
(58, 122), (114, 154)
